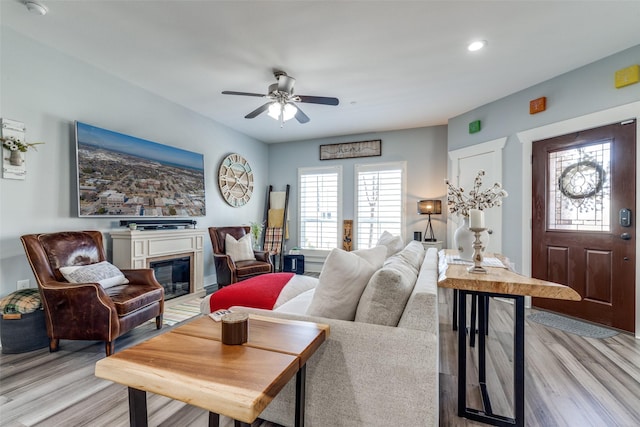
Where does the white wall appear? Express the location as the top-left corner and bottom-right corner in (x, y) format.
(267, 126), (449, 251)
(0, 28), (269, 296)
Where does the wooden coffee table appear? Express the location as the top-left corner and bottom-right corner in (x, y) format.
(95, 314), (329, 427)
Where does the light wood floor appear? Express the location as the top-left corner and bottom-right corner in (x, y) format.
(1, 290), (639, 426)
(438, 290), (640, 427)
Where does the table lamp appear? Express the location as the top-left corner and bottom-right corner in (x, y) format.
(417, 199), (442, 242)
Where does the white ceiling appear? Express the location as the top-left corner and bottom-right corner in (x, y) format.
(2, 1), (640, 143)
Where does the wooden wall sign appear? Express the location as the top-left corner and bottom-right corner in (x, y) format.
(343, 220), (353, 251)
(320, 140), (381, 160)
(529, 97), (547, 114)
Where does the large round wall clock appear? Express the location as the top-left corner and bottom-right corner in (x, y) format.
(218, 153), (254, 207)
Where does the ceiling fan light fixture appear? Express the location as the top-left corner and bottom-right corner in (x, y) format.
(282, 103), (298, 121)
(25, 1), (48, 15)
(267, 102), (297, 122)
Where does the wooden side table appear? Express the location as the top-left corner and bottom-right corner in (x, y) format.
(438, 250), (580, 427)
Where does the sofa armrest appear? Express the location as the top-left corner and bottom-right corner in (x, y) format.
(254, 250), (271, 263)
(213, 253), (235, 286)
(121, 268), (163, 289)
(39, 280), (119, 340)
(231, 307), (438, 426)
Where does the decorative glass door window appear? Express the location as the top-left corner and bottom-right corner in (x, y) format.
(547, 140), (611, 231)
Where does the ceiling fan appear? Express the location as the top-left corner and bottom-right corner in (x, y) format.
(222, 71), (339, 126)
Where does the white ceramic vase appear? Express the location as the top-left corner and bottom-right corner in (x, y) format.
(454, 216), (489, 261)
(9, 150), (23, 166)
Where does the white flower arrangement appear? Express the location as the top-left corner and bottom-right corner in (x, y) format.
(1, 136), (44, 152)
(445, 170), (508, 217)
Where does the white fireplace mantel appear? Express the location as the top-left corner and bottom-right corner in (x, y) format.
(111, 228), (206, 298)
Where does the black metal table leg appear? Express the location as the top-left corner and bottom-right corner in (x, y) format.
(457, 290), (468, 417)
(485, 297), (490, 336)
(209, 412), (220, 427)
(295, 363), (307, 427)
(453, 289), (459, 330)
(514, 296), (525, 426)
(470, 293), (478, 347)
(457, 291), (526, 427)
(128, 388), (148, 427)
(477, 294), (492, 415)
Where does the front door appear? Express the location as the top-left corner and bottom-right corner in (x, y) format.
(532, 121), (636, 332)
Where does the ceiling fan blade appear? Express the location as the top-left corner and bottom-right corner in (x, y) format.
(277, 75), (296, 94)
(245, 102), (272, 119)
(222, 90), (265, 98)
(293, 104), (310, 124)
(297, 95), (339, 106)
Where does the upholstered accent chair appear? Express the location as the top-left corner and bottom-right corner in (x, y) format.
(20, 231), (164, 356)
(208, 226), (274, 288)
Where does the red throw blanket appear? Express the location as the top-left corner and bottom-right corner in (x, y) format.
(209, 272), (295, 312)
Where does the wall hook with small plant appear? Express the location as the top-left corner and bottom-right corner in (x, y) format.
(1, 118), (44, 180)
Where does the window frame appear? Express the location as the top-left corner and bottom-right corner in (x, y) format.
(354, 161), (406, 249)
(297, 165), (343, 251)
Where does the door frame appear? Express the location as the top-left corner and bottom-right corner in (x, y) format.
(517, 100), (640, 338)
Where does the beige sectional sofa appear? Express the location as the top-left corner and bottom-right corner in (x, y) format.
(204, 242), (440, 426)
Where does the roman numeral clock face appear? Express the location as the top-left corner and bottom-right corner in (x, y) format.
(218, 153), (254, 207)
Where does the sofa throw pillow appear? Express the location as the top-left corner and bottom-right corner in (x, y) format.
(225, 233), (256, 262)
(306, 248), (378, 320)
(59, 261), (129, 289)
(376, 231), (405, 257)
(352, 245), (388, 270)
(355, 262), (417, 326)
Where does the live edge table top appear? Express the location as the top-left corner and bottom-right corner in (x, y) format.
(438, 250), (581, 301)
(94, 314), (329, 424)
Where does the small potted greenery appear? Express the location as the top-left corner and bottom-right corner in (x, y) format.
(1, 136), (44, 166)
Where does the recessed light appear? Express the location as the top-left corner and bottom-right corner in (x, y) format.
(468, 40), (487, 52)
(25, 1), (48, 16)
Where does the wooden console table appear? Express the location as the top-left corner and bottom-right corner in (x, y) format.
(95, 314), (329, 427)
(438, 250), (581, 427)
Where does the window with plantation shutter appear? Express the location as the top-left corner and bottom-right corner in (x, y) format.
(355, 162), (405, 249)
(298, 166), (342, 249)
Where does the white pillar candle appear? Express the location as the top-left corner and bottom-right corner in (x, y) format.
(469, 209), (485, 229)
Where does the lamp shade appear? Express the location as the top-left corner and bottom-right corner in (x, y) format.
(267, 102), (298, 122)
(417, 199), (442, 215)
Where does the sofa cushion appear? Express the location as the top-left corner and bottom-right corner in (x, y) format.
(306, 247), (381, 320)
(105, 283), (164, 316)
(59, 261), (129, 289)
(355, 261), (417, 326)
(275, 288), (315, 314)
(376, 231), (404, 257)
(273, 275), (319, 308)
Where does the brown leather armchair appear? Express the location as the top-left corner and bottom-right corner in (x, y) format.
(20, 231), (164, 356)
(208, 226), (273, 287)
